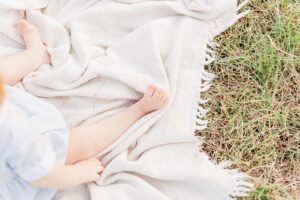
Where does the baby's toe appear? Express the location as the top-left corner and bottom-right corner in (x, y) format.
(18, 20), (33, 31)
(18, 20), (27, 28)
(153, 89), (160, 98)
(157, 89), (163, 98)
(146, 84), (156, 97)
(163, 96), (169, 104)
(159, 90), (167, 101)
(149, 84), (156, 90)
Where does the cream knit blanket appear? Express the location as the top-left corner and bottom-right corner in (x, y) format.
(0, 0), (252, 199)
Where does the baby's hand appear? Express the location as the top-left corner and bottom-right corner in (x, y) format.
(74, 158), (104, 183)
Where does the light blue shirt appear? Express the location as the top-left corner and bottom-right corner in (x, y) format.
(0, 86), (69, 200)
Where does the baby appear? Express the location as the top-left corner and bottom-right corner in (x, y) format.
(0, 20), (169, 200)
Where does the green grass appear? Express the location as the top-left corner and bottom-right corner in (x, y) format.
(196, 0), (299, 199)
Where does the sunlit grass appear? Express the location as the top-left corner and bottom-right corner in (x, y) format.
(197, 0), (299, 199)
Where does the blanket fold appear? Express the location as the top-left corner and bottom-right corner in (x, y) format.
(0, 0), (252, 199)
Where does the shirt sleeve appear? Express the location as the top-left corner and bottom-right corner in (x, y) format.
(5, 114), (57, 182)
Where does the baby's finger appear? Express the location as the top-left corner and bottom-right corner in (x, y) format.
(95, 165), (104, 173)
(92, 174), (100, 181)
(90, 157), (102, 165)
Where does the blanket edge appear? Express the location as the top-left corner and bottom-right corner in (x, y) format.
(193, 1), (254, 199)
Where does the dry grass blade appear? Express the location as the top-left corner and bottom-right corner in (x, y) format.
(196, 0), (300, 199)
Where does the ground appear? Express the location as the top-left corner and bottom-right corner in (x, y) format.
(196, 0), (299, 199)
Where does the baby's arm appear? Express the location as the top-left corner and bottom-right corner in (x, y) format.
(30, 158), (104, 190)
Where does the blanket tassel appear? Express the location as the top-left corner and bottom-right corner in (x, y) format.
(193, 0), (254, 199)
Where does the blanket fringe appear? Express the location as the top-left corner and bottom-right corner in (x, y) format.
(193, 1), (253, 199)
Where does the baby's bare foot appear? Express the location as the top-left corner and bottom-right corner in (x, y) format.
(18, 19), (51, 66)
(136, 84), (169, 114)
(74, 158), (104, 183)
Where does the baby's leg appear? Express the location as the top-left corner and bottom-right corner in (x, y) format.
(0, 20), (50, 85)
(66, 84), (169, 164)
